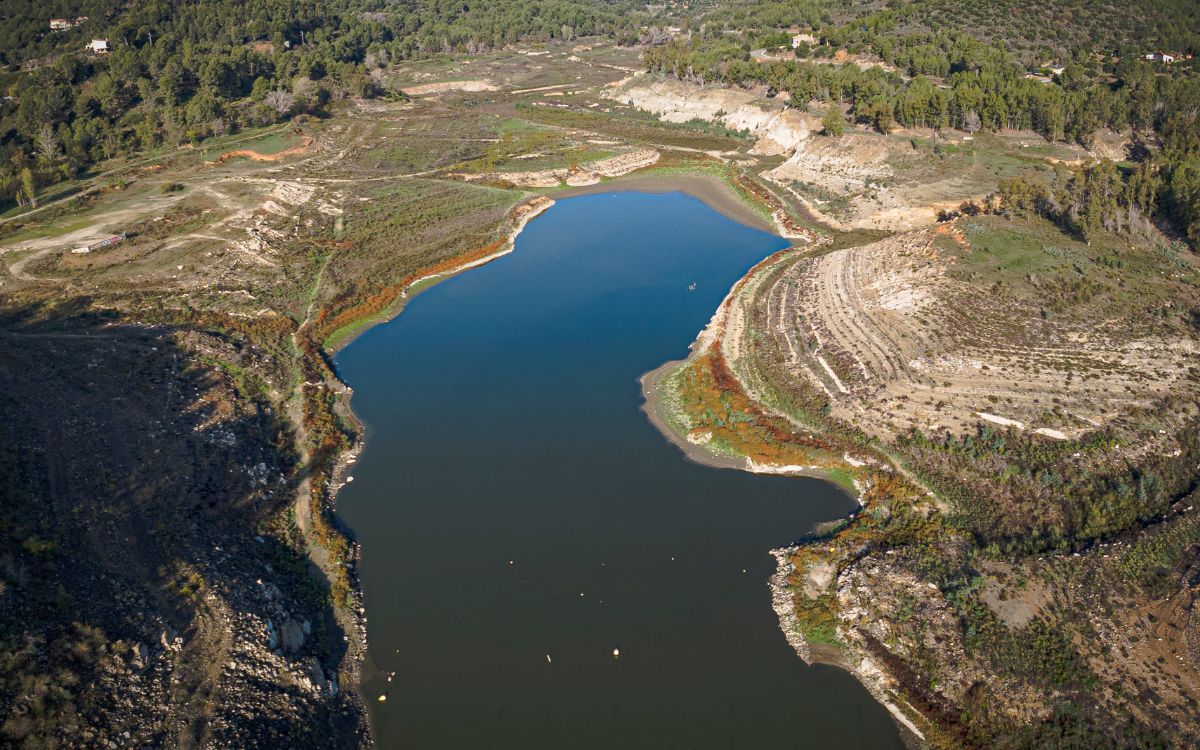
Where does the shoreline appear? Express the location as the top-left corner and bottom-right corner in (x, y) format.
(553, 171), (777, 235)
(400, 196), (556, 302)
(637, 270), (856, 488)
(322, 195), (555, 355)
(638, 359), (750, 473)
(320, 174), (806, 744)
(313, 194), (556, 738)
(636, 282), (929, 749)
(639, 349), (927, 749)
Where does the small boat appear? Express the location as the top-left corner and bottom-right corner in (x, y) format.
(688, 282), (697, 291)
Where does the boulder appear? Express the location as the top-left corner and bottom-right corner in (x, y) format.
(280, 617), (305, 653)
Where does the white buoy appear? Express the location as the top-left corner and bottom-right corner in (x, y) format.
(612, 648), (620, 659)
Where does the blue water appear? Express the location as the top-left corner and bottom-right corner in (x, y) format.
(335, 192), (904, 749)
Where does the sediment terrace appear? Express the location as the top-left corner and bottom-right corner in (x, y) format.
(735, 223), (1198, 442)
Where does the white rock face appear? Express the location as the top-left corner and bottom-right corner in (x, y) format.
(605, 76), (819, 155)
(764, 135), (893, 193)
(749, 110), (814, 155)
(608, 74), (986, 233)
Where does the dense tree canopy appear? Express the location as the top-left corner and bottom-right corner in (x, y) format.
(0, 0), (652, 209)
(644, 0), (1200, 246)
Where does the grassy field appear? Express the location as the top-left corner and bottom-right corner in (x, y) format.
(197, 131), (305, 160)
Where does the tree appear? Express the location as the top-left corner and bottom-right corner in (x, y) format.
(34, 122), (61, 162)
(862, 95), (894, 133)
(20, 168), (36, 208)
(92, 73), (128, 120)
(1163, 157), (1200, 245)
(264, 89), (295, 117)
(250, 76), (272, 101)
(157, 59), (185, 105)
(822, 105), (845, 137)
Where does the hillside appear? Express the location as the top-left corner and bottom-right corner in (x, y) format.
(630, 10), (1200, 745)
(0, 0), (1198, 747)
(0, 0), (668, 213)
(697, 0), (1200, 62)
(0, 35), (783, 748)
(650, 209), (1200, 746)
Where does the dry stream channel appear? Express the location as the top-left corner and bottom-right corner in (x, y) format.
(335, 192), (905, 748)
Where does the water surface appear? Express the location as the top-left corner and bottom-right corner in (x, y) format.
(336, 192), (904, 748)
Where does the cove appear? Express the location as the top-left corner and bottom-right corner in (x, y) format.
(334, 191), (905, 749)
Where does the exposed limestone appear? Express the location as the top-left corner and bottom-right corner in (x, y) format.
(740, 223), (1200, 441)
(400, 79), (498, 96)
(606, 75), (818, 155)
(454, 148), (660, 188)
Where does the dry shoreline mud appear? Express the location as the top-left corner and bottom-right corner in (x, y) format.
(323, 196), (555, 355)
(639, 360), (750, 472)
(640, 358), (857, 487)
(554, 172), (776, 234)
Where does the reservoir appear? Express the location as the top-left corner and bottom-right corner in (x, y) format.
(335, 192), (905, 748)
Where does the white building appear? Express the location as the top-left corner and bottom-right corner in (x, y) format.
(87, 39), (110, 54)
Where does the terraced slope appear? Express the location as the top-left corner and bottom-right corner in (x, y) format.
(742, 221), (1199, 442)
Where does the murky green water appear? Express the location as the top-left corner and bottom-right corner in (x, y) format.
(336, 192), (904, 748)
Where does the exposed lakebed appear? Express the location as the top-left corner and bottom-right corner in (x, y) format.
(335, 192), (904, 748)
